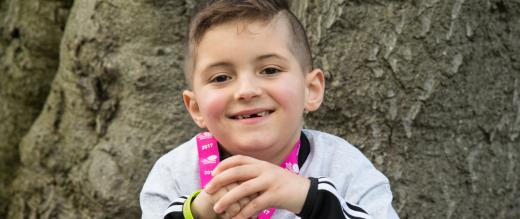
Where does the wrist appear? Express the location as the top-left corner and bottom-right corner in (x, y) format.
(296, 177), (318, 218)
(183, 190), (201, 219)
(286, 176), (311, 214)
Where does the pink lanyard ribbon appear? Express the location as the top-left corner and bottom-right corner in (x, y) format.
(196, 132), (301, 219)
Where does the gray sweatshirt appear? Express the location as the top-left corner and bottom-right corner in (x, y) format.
(140, 129), (399, 219)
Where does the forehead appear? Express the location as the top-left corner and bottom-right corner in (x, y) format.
(203, 15), (291, 42)
(192, 15), (295, 71)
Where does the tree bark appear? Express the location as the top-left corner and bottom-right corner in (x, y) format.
(295, 1), (520, 218)
(1, 0), (519, 218)
(0, 0), (71, 216)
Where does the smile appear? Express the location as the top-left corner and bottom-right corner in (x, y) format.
(230, 110), (274, 120)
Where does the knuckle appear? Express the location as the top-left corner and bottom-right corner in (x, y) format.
(239, 197), (250, 207)
(237, 210), (250, 219)
(225, 183), (236, 190)
(250, 198), (265, 211)
(239, 181), (255, 193)
(229, 167), (243, 177)
(227, 203), (240, 215)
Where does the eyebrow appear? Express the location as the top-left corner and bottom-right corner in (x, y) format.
(203, 62), (234, 71)
(256, 53), (289, 62)
(201, 53), (289, 72)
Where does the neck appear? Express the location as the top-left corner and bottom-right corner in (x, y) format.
(267, 132), (301, 165)
(220, 131), (301, 165)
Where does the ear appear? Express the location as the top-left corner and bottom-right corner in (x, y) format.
(183, 90), (206, 128)
(304, 68), (325, 112)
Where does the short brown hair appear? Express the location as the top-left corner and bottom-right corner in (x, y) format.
(184, 0), (313, 86)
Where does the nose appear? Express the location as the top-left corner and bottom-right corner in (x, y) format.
(233, 75), (262, 101)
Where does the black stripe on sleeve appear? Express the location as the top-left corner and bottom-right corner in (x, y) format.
(317, 177), (337, 189)
(344, 209), (366, 219)
(164, 212), (184, 219)
(346, 202), (368, 214)
(167, 196), (187, 207)
(167, 202), (184, 207)
(163, 196), (188, 219)
(298, 177), (371, 219)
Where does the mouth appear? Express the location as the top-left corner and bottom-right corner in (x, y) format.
(229, 110), (274, 120)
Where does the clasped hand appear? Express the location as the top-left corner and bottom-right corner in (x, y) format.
(192, 155), (310, 219)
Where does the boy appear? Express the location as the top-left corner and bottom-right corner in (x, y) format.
(140, 0), (399, 218)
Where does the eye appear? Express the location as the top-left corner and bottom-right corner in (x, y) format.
(261, 67), (281, 75)
(209, 74), (232, 83)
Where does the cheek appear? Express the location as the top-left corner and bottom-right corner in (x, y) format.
(198, 91), (227, 120)
(270, 79), (306, 115)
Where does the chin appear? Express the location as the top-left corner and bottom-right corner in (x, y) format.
(225, 139), (276, 154)
(239, 141), (274, 152)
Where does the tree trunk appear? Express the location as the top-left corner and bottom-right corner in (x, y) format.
(0, 0), (71, 216)
(1, 0), (519, 218)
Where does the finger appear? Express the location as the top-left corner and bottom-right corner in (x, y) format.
(233, 193), (271, 219)
(230, 194), (256, 217)
(213, 155), (260, 176)
(205, 165), (258, 194)
(225, 182), (239, 192)
(233, 195), (255, 218)
(210, 183), (234, 205)
(214, 179), (266, 214)
(220, 183), (241, 216)
(223, 202), (241, 218)
(238, 196), (251, 208)
(211, 183), (239, 215)
(249, 192), (259, 200)
(239, 192), (259, 209)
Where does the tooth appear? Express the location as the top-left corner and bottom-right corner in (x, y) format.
(236, 112), (270, 119)
(237, 115), (252, 119)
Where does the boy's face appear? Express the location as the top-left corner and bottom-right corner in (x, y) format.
(183, 15), (324, 163)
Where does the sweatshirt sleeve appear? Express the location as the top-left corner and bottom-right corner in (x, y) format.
(140, 157), (192, 219)
(297, 130), (400, 219)
(163, 196), (188, 219)
(298, 177), (373, 219)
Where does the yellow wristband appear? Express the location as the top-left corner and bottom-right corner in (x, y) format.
(183, 190), (202, 219)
